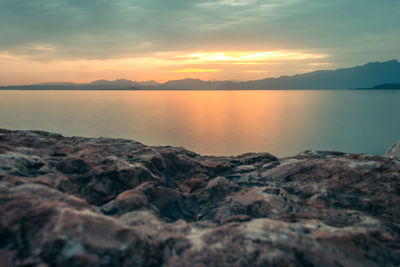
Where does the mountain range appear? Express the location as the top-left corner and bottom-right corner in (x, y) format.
(1, 59), (400, 90)
(0, 79), (161, 90)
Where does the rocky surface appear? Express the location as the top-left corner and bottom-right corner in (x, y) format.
(385, 140), (400, 160)
(0, 129), (399, 267)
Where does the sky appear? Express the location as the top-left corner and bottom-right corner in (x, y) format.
(0, 0), (399, 85)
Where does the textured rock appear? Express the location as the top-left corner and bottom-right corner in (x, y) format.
(0, 128), (400, 266)
(385, 140), (400, 160)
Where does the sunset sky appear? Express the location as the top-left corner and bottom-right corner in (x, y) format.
(0, 0), (399, 85)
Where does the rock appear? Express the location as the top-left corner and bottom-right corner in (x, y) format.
(384, 140), (400, 160)
(40, 208), (162, 267)
(0, 128), (400, 266)
(197, 176), (239, 201)
(100, 189), (149, 215)
(0, 151), (45, 177)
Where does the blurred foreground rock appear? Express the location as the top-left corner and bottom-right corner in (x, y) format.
(0, 129), (399, 266)
(385, 140), (400, 160)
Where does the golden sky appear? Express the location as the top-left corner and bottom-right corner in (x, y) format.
(0, 49), (332, 84)
(0, 0), (399, 85)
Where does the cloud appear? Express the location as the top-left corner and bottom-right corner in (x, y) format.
(244, 70), (270, 73)
(180, 51), (328, 62)
(173, 69), (221, 73)
(0, 0), (399, 82)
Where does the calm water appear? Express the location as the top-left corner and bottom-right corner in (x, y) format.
(0, 90), (399, 157)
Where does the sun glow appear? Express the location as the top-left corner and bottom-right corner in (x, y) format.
(0, 49), (330, 84)
(181, 50), (327, 62)
(245, 70), (269, 73)
(174, 69), (221, 73)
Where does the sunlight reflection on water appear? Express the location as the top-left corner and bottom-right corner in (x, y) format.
(0, 90), (399, 157)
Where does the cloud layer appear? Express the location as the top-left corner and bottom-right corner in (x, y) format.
(0, 0), (399, 83)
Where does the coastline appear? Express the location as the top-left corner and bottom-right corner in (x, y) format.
(1, 129), (399, 266)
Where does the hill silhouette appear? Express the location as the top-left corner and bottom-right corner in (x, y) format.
(155, 60), (400, 90)
(1, 60), (399, 90)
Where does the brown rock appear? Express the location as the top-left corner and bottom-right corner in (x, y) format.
(0, 129), (399, 266)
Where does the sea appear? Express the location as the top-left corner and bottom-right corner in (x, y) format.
(0, 90), (399, 157)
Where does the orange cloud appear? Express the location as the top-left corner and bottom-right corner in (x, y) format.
(0, 49), (331, 85)
(244, 70), (269, 73)
(307, 62), (333, 66)
(179, 50), (328, 62)
(173, 69), (221, 73)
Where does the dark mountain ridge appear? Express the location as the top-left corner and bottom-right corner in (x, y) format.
(372, 83), (400, 89)
(1, 59), (399, 90)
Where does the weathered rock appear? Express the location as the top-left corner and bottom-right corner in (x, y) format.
(100, 189), (150, 215)
(0, 128), (400, 266)
(385, 140), (400, 160)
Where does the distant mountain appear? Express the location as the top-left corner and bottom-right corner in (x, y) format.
(1, 60), (400, 90)
(160, 78), (236, 90)
(371, 83), (400, 89)
(153, 59), (400, 90)
(89, 79), (140, 87)
(39, 82), (78, 86)
(0, 79), (148, 90)
(239, 59), (400, 90)
(139, 80), (161, 86)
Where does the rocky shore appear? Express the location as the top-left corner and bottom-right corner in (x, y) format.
(0, 129), (399, 266)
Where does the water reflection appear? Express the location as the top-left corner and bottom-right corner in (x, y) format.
(0, 90), (399, 157)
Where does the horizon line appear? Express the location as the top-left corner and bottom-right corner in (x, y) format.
(1, 58), (398, 87)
